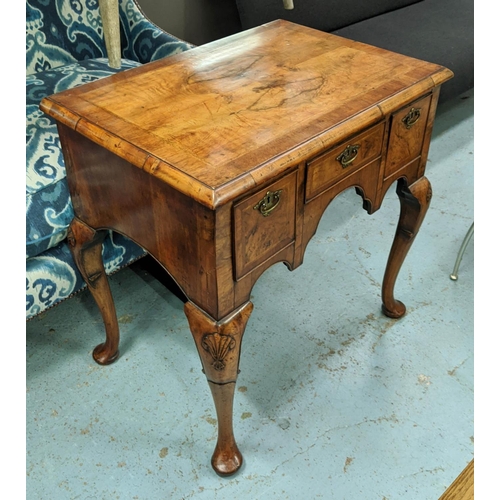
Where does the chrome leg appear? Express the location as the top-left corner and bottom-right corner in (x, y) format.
(450, 222), (474, 281)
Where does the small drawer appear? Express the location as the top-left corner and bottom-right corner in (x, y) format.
(233, 171), (297, 280)
(305, 122), (385, 202)
(384, 94), (432, 178)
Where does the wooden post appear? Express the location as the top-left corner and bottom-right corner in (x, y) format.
(99, 0), (121, 69)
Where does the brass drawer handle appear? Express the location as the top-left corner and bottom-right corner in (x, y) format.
(336, 144), (360, 168)
(253, 189), (283, 217)
(402, 107), (421, 129)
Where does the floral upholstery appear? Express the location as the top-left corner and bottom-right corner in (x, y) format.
(26, 0), (192, 319)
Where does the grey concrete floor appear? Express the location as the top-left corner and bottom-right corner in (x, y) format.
(26, 90), (474, 499)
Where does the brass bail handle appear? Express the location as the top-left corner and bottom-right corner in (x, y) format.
(336, 144), (360, 169)
(402, 107), (421, 129)
(253, 189), (283, 217)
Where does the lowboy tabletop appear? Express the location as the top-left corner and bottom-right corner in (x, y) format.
(41, 20), (453, 477)
(41, 20), (451, 208)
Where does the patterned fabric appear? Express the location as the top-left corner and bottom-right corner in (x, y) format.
(119, 0), (194, 63)
(26, 0), (192, 319)
(26, 0), (192, 75)
(26, 58), (141, 259)
(26, 232), (145, 319)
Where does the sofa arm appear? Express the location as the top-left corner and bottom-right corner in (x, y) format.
(26, 0), (192, 75)
(120, 0), (193, 63)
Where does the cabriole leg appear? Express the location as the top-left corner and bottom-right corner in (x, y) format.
(382, 176), (432, 318)
(68, 217), (120, 365)
(184, 301), (254, 476)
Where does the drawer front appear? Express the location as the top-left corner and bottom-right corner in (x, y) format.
(384, 94), (432, 178)
(233, 171), (297, 280)
(305, 122), (385, 202)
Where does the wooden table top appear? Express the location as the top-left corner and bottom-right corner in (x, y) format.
(41, 20), (453, 209)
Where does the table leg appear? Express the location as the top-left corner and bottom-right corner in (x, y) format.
(381, 176), (432, 318)
(68, 217), (120, 365)
(184, 301), (254, 476)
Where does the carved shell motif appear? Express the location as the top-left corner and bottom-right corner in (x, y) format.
(201, 332), (236, 371)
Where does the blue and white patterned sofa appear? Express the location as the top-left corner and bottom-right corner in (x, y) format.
(26, 0), (192, 320)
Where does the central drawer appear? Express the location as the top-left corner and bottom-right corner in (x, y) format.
(305, 122), (385, 202)
(233, 171), (297, 280)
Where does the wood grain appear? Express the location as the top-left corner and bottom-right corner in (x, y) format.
(184, 301), (254, 476)
(41, 20), (452, 209)
(439, 460), (474, 500)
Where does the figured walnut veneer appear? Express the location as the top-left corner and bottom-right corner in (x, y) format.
(40, 20), (453, 476)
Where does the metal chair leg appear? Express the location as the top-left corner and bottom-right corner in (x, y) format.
(450, 222), (474, 281)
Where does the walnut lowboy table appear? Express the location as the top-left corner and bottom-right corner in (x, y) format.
(41, 20), (453, 476)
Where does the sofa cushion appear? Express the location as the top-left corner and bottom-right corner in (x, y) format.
(235, 0), (423, 32)
(26, 231), (145, 320)
(333, 0), (473, 104)
(26, 0), (107, 75)
(26, 57), (141, 259)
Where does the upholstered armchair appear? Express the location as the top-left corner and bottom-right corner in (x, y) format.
(26, 0), (192, 320)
